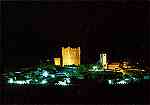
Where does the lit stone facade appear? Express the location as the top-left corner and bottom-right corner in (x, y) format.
(54, 58), (61, 66)
(62, 47), (80, 67)
(107, 63), (120, 70)
(100, 53), (107, 69)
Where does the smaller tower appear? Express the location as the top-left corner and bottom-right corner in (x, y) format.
(100, 53), (107, 69)
(54, 58), (61, 66)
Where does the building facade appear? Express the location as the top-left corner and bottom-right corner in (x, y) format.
(107, 63), (120, 70)
(62, 47), (80, 67)
(54, 58), (61, 66)
(100, 53), (107, 69)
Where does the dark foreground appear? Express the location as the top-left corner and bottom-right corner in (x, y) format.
(2, 80), (150, 104)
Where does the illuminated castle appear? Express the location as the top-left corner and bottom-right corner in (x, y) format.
(62, 47), (80, 67)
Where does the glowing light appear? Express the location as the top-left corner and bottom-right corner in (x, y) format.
(8, 78), (13, 83)
(58, 81), (68, 86)
(116, 80), (128, 84)
(108, 80), (112, 84)
(55, 78), (71, 86)
(93, 66), (97, 70)
(141, 70), (145, 71)
(51, 74), (55, 78)
(125, 78), (129, 81)
(41, 80), (48, 84)
(15, 80), (26, 84)
(64, 78), (71, 83)
(42, 70), (49, 77)
(15, 72), (21, 73)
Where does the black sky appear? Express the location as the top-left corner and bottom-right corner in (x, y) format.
(3, 1), (150, 67)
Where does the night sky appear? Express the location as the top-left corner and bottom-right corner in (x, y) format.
(3, 1), (150, 68)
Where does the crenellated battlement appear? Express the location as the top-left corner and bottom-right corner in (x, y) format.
(62, 47), (80, 57)
(62, 47), (80, 50)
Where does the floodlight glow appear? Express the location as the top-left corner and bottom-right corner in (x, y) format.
(108, 80), (112, 84)
(65, 78), (71, 83)
(117, 80), (128, 84)
(16, 80), (26, 84)
(58, 81), (68, 86)
(125, 78), (129, 80)
(51, 74), (55, 78)
(42, 71), (49, 77)
(95, 70), (101, 71)
(8, 78), (13, 83)
(93, 66), (97, 70)
(41, 80), (48, 84)
(15, 72), (21, 73)
(133, 77), (135, 80)
(142, 70), (145, 71)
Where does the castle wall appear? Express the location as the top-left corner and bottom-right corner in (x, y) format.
(62, 47), (80, 66)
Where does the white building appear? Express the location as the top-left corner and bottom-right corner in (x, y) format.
(100, 53), (107, 69)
